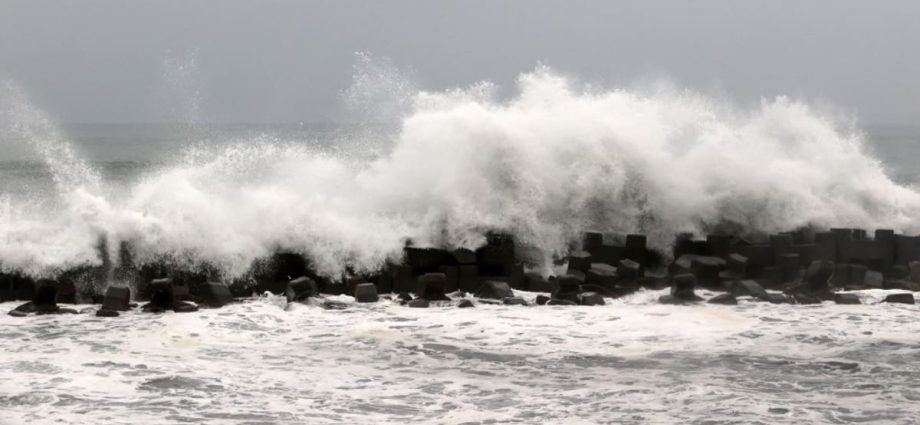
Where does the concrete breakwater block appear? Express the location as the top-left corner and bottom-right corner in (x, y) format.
(476, 280), (514, 300)
(660, 274), (703, 304)
(730, 280), (768, 301)
(578, 292), (605, 306)
(567, 251), (592, 273)
(833, 293), (861, 305)
(551, 275), (582, 304)
(354, 283), (379, 303)
(142, 278), (198, 313)
(102, 287), (131, 311)
(502, 296), (528, 306)
(883, 293), (915, 304)
(585, 263), (617, 289)
(200, 282), (234, 308)
(9, 281), (78, 316)
(708, 293), (738, 305)
(417, 273), (450, 301)
(0, 273), (36, 302)
(285, 276), (318, 303)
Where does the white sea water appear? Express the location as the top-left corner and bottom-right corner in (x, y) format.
(3, 289), (920, 424)
(3, 65), (920, 277)
(4, 62), (920, 425)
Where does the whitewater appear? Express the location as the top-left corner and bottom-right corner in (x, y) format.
(2, 67), (919, 278)
(4, 66), (920, 424)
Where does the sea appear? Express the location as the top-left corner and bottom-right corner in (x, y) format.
(3, 73), (920, 424)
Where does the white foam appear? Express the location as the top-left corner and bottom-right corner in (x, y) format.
(3, 292), (920, 423)
(3, 67), (920, 277)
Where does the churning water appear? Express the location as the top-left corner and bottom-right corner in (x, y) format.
(3, 66), (920, 424)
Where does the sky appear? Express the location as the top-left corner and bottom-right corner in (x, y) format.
(0, 0), (918, 125)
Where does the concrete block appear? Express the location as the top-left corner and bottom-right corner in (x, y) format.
(567, 250), (593, 273)
(354, 283), (379, 303)
(417, 273), (450, 300)
(585, 263), (617, 289)
(476, 280), (514, 300)
(101, 286), (131, 311)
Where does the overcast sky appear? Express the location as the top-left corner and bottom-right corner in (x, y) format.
(1, 1), (918, 125)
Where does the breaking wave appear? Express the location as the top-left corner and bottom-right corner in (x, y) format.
(2, 65), (919, 277)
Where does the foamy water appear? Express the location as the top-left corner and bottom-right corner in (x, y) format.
(4, 64), (920, 424)
(3, 290), (920, 424)
(3, 67), (920, 277)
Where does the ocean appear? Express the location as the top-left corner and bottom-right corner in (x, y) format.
(3, 73), (920, 424)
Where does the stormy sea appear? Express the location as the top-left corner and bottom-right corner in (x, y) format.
(3, 68), (920, 424)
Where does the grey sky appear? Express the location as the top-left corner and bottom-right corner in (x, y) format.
(0, 1), (918, 125)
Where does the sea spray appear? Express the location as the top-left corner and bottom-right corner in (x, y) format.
(2, 68), (920, 278)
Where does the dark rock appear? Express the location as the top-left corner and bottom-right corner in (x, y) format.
(457, 299), (474, 308)
(101, 286), (131, 311)
(417, 273), (450, 301)
(200, 282), (234, 308)
(671, 274), (703, 302)
(730, 280), (768, 300)
(95, 309), (120, 317)
(354, 283), (379, 303)
(8, 310), (27, 317)
(535, 295), (551, 305)
(578, 292), (605, 306)
(883, 293), (915, 304)
(833, 293), (861, 305)
(285, 276), (318, 303)
(476, 280), (514, 300)
(708, 293), (738, 305)
(407, 298), (430, 308)
(502, 296), (528, 306)
(547, 298), (577, 306)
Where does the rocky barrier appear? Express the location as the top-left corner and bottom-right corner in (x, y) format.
(5, 227), (920, 317)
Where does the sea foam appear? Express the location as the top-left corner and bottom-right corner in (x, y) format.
(1, 67), (919, 277)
